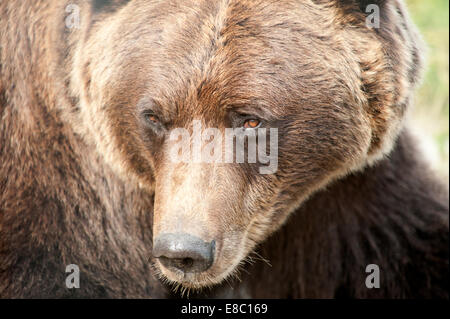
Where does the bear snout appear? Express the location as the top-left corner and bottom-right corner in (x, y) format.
(153, 233), (215, 274)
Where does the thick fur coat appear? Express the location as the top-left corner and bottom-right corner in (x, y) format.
(0, 0), (448, 298)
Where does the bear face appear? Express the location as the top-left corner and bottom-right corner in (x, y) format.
(68, 0), (423, 289)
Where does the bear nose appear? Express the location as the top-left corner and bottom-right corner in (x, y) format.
(153, 233), (215, 273)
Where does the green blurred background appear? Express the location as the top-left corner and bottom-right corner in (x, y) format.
(407, 0), (449, 177)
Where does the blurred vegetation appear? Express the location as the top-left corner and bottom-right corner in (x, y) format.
(406, 0), (449, 177)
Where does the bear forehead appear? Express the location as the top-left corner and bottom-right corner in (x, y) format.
(88, 0), (355, 117)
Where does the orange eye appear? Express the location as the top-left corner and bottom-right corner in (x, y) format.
(145, 113), (160, 124)
(243, 119), (261, 129)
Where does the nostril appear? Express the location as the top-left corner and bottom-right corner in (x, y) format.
(182, 258), (194, 268)
(153, 233), (215, 273)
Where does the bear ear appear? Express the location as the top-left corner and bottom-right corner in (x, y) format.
(335, 0), (390, 16)
(91, 0), (131, 13)
(335, 0), (426, 163)
(354, 0), (388, 11)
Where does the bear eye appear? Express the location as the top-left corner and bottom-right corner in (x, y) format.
(143, 112), (161, 125)
(243, 119), (261, 129)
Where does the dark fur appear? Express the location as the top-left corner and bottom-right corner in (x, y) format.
(0, 0), (448, 298)
(222, 131), (449, 298)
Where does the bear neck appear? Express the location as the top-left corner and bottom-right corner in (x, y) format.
(232, 129), (449, 298)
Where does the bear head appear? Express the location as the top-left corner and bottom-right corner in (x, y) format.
(66, 0), (424, 289)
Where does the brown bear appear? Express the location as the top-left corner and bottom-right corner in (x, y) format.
(0, 0), (448, 298)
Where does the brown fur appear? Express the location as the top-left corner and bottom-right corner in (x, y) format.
(0, 0), (448, 298)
